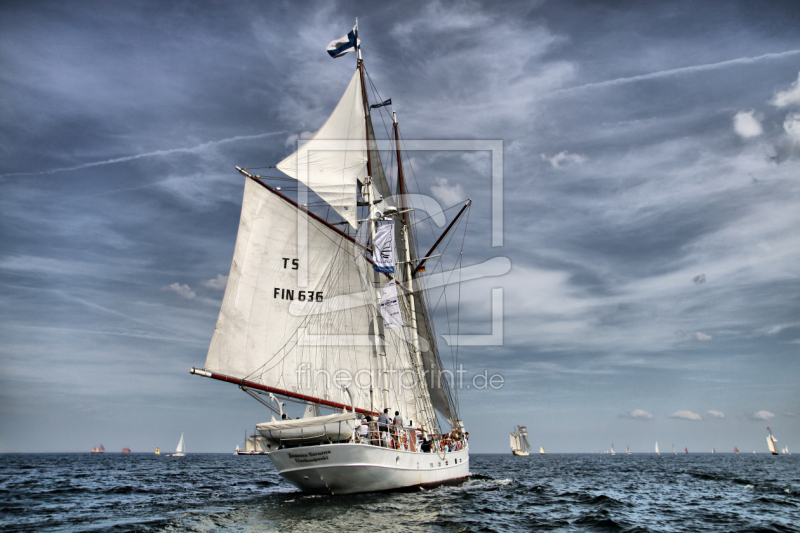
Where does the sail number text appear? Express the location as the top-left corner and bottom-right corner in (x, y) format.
(275, 258), (323, 302)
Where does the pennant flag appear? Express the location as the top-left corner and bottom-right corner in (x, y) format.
(380, 280), (403, 330)
(327, 25), (360, 58)
(373, 223), (395, 273)
(370, 98), (392, 110)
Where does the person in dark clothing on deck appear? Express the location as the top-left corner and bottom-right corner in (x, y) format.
(378, 408), (391, 447)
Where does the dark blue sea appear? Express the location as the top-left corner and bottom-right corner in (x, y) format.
(1, 453), (798, 532)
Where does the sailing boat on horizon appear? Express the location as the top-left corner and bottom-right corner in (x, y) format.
(767, 427), (779, 455)
(655, 442), (660, 455)
(189, 21), (470, 494)
(172, 433), (186, 457)
(510, 426), (531, 456)
(626, 445), (631, 455)
(611, 444), (615, 456)
(672, 444), (676, 455)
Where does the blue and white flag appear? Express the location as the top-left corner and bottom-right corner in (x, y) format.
(373, 223), (395, 274)
(327, 25), (360, 58)
(370, 98), (392, 110)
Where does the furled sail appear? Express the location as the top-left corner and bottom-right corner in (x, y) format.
(204, 179), (424, 424)
(276, 70), (366, 228)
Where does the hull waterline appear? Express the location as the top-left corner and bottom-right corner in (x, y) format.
(268, 443), (469, 494)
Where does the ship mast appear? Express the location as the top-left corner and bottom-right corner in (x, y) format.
(394, 110), (438, 436)
(358, 45), (391, 413)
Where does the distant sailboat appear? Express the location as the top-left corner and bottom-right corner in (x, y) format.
(122, 447), (131, 453)
(611, 444), (615, 456)
(766, 427), (779, 455)
(655, 442), (660, 455)
(712, 448), (716, 454)
(91, 444), (105, 454)
(734, 447), (739, 454)
(155, 447), (160, 455)
(540, 446), (546, 455)
(685, 447), (688, 454)
(173, 433), (186, 457)
(510, 426), (531, 456)
(781, 446), (790, 455)
(626, 445), (631, 455)
(672, 444), (677, 455)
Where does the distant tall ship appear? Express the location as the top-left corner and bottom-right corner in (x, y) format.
(510, 426), (531, 456)
(235, 429), (270, 455)
(782, 446), (791, 455)
(655, 442), (660, 455)
(90, 444), (105, 454)
(122, 447), (131, 454)
(767, 427), (779, 455)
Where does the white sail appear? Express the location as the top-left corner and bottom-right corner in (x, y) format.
(540, 446), (546, 454)
(522, 435), (531, 450)
(276, 70), (366, 228)
(767, 435), (778, 454)
(204, 179), (427, 427)
(510, 433), (517, 450)
(655, 442), (660, 455)
(611, 444), (615, 455)
(176, 433), (185, 454)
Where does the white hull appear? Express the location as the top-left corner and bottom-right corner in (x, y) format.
(172, 452), (185, 457)
(268, 442), (469, 494)
(512, 450), (529, 456)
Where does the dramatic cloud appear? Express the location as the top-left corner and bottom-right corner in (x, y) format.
(784, 112), (800, 142)
(201, 274), (228, 290)
(733, 110), (763, 138)
(670, 410), (702, 421)
(707, 410), (725, 418)
(541, 151), (587, 168)
(622, 409), (654, 420)
(162, 283), (196, 300)
(770, 72), (800, 107)
(692, 274), (706, 284)
(751, 410), (775, 420)
(430, 177), (466, 206)
(695, 332), (712, 341)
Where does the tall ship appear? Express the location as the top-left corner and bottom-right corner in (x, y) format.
(90, 444), (105, 454)
(190, 22), (470, 494)
(767, 427), (779, 455)
(510, 426), (531, 456)
(236, 428), (270, 455)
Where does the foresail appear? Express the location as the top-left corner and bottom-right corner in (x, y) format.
(205, 179), (422, 423)
(276, 70), (366, 228)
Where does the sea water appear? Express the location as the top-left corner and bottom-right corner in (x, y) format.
(1, 453), (798, 532)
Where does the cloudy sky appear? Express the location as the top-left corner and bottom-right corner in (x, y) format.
(2, 0), (800, 453)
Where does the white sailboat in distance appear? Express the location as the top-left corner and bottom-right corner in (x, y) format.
(510, 426), (531, 456)
(655, 442), (660, 455)
(626, 445), (631, 455)
(172, 433), (186, 457)
(190, 21), (471, 494)
(611, 444), (615, 456)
